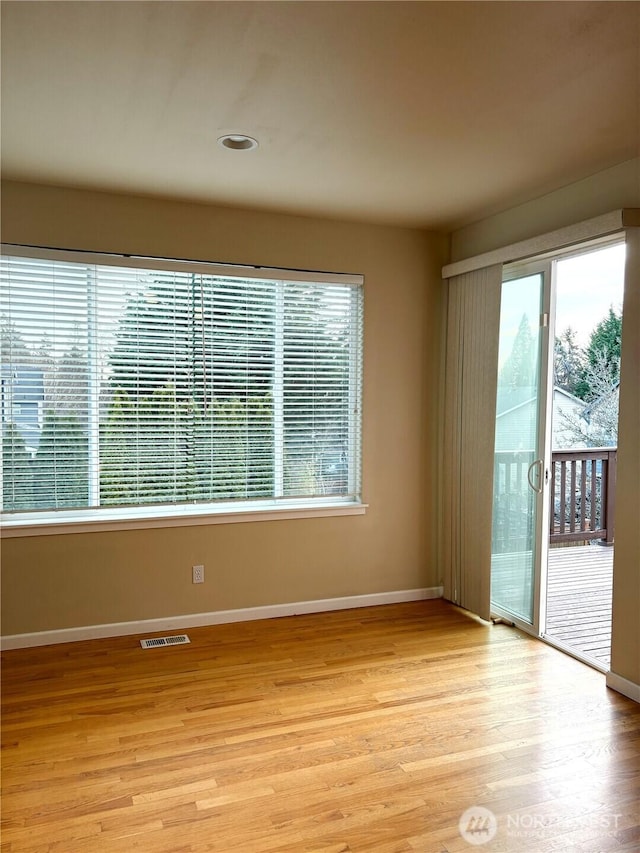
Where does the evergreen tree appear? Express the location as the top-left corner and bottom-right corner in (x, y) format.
(554, 327), (585, 396)
(500, 314), (535, 389)
(100, 387), (275, 505)
(100, 384), (192, 505)
(99, 390), (139, 506)
(109, 277), (193, 400)
(0, 271), (352, 510)
(192, 395), (274, 500)
(586, 307), (622, 369)
(32, 413), (88, 508)
(103, 273), (277, 504)
(2, 423), (33, 510)
(108, 274), (275, 402)
(574, 307), (622, 399)
(281, 283), (351, 495)
(48, 344), (89, 416)
(135, 384), (191, 504)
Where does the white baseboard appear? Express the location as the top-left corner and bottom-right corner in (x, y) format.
(1, 586), (443, 650)
(606, 670), (640, 704)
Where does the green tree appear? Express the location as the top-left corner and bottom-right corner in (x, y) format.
(102, 273), (351, 506)
(99, 390), (139, 506)
(499, 314), (536, 392)
(100, 385), (192, 506)
(192, 396), (274, 501)
(109, 278), (193, 400)
(574, 307), (622, 399)
(281, 283), (351, 495)
(103, 274), (277, 504)
(108, 274), (275, 403)
(100, 387), (274, 505)
(2, 423), (33, 510)
(587, 307), (622, 366)
(32, 413), (88, 508)
(554, 327), (585, 396)
(48, 344), (89, 415)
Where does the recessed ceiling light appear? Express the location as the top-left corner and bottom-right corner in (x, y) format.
(217, 134), (259, 151)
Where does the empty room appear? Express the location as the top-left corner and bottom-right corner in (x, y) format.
(1, 2), (639, 851)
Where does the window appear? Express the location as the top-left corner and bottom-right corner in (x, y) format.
(1, 248), (364, 532)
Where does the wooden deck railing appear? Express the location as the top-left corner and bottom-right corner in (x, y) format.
(492, 447), (617, 553)
(493, 450), (536, 555)
(550, 447), (617, 545)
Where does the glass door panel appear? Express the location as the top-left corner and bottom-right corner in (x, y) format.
(491, 272), (546, 625)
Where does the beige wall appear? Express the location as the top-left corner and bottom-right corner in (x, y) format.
(451, 158), (640, 261)
(0, 180), (448, 635)
(450, 181), (640, 691)
(611, 226), (640, 688)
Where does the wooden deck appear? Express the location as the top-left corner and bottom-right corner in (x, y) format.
(545, 544), (613, 668)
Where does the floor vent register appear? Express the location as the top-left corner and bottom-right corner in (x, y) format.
(140, 634), (191, 649)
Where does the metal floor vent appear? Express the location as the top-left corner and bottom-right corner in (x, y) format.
(140, 634), (190, 649)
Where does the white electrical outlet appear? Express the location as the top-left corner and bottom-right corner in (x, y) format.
(192, 564), (205, 584)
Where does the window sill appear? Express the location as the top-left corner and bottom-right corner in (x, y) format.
(0, 499), (368, 538)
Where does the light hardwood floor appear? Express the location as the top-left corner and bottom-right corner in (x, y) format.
(2, 600), (639, 852)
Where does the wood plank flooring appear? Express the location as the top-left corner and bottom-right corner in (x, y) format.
(546, 545), (613, 668)
(2, 600), (639, 852)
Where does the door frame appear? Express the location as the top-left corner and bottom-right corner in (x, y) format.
(491, 234), (625, 646)
(490, 258), (554, 638)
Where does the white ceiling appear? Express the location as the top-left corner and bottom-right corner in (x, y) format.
(1, 1), (638, 230)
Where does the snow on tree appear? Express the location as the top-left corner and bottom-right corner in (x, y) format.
(560, 351), (619, 447)
(554, 327), (585, 397)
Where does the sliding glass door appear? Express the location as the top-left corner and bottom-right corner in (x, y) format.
(491, 267), (550, 629)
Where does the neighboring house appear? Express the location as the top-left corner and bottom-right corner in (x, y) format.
(0, 365), (44, 455)
(495, 386), (585, 453)
(551, 387), (591, 450)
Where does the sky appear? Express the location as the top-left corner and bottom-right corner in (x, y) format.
(496, 241), (625, 371)
(555, 242), (625, 347)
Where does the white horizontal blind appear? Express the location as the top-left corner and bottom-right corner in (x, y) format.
(1, 250), (363, 516)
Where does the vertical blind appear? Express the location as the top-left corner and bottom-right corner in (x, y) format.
(441, 264), (502, 621)
(1, 249), (363, 516)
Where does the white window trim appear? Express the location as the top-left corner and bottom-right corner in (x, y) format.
(0, 499), (368, 538)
